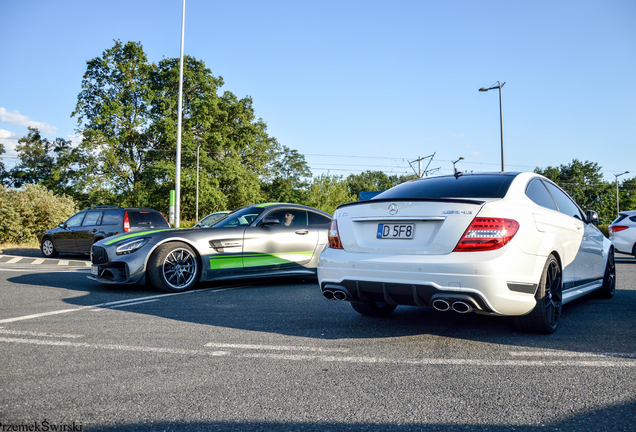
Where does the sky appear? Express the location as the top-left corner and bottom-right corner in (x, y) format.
(1, 0), (635, 183)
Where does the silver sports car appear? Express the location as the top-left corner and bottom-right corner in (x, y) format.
(88, 203), (332, 292)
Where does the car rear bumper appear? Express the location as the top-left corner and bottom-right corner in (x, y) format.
(317, 244), (545, 316)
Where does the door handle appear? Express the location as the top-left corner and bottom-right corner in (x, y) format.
(295, 230), (309, 235)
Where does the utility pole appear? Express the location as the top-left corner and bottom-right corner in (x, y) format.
(409, 153), (436, 178)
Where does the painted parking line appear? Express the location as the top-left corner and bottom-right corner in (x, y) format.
(6, 257), (23, 264)
(32, 258), (45, 265)
(0, 287), (238, 324)
(510, 350), (636, 358)
(0, 329), (84, 339)
(205, 342), (351, 353)
(58, 260), (69, 266)
(1, 336), (635, 368)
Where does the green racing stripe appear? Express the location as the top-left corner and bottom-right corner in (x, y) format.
(209, 251), (314, 270)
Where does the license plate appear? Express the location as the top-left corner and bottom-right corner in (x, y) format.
(91, 265), (99, 276)
(377, 223), (414, 239)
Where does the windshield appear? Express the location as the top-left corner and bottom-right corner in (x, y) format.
(375, 174), (516, 200)
(197, 212), (230, 227)
(212, 206), (264, 228)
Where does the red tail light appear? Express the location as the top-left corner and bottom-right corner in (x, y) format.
(328, 220), (343, 249)
(454, 218), (519, 252)
(609, 226), (628, 236)
(123, 211), (130, 232)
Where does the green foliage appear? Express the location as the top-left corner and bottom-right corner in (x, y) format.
(347, 170), (416, 198)
(0, 184), (77, 244)
(304, 174), (356, 215)
(535, 159), (615, 224)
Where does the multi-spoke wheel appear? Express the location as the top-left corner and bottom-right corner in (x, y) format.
(351, 301), (397, 317)
(41, 238), (59, 258)
(514, 254), (562, 334)
(147, 242), (199, 293)
(594, 248), (616, 299)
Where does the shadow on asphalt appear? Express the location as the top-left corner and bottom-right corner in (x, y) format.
(4, 252), (635, 360)
(86, 398), (636, 431)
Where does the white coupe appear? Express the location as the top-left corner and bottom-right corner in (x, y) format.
(318, 172), (615, 334)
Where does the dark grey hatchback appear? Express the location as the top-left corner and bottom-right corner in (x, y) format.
(38, 206), (169, 258)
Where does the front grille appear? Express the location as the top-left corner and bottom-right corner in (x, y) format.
(91, 246), (109, 264)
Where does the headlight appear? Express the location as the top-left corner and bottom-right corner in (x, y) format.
(116, 238), (150, 255)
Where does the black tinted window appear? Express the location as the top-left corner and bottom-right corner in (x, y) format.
(128, 211), (169, 227)
(375, 174), (516, 200)
(630, 216), (636, 223)
(544, 182), (583, 219)
(102, 210), (122, 226)
(611, 215), (627, 224)
(66, 213), (85, 227)
(308, 211), (331, 227)
(268, 210), (307, 227)
(526, 179), (558, 211)
(82, 211), (102, 226)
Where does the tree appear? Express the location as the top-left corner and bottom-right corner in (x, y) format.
(304, 174), (356, 215)
(261, 145), (312, 204)
(535, 159), (614, 224)
(0, 141), (6, 184)
(72, 40), (156, 206)
(617, 176), (636, 217)
(8, 127), (74, 193)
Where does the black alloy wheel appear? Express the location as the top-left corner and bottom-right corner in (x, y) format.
(514, 254), (562, 334)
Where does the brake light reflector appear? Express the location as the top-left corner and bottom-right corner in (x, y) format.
(124, 211), (130, 232)
(454, 218), (519, 252)
(328, 219), (343, 249)
(609, 225), (628, 236)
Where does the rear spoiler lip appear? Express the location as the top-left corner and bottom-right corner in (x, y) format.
(336, 197), (487, 210)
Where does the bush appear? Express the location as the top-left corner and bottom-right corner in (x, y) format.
(0, 184), (77, 244)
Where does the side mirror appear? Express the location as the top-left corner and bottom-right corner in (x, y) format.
(260, 216), (280, 227)
(586, 210), (599, 224)
(58, 223), (66, 229)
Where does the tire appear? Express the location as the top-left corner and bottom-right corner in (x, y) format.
(593, 248), (616, 299)
(513, 254), (562, 334)
(147, 242), (199, 293)
(41, 238), (59, 258)
(351, 301), (397, 317)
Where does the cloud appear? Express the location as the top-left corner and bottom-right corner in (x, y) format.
(452, 133), (465, 138)
(0, 107), (57, 135)
(471, 151), (481, 157)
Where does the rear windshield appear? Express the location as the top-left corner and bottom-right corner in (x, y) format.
(375, 174), (516, 200)
(128, 211), (169, 227)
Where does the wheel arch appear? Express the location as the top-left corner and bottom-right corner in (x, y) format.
(143, 238), (203, 277)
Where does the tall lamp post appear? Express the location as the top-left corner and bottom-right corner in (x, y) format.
(479, 81), (506, 172)
(195, 142), (201, 222)
(174, 0), (186, 227)
(452, 156), (464, 174)
(614, 171), (630, 216)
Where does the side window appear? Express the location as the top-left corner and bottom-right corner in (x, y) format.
(308, 211), (331, 227)
(101, 210), (122, 226)
(525, 179), (558, 211)
(268, 210), (307, 227)
(66, 213), (85, 227)
(543, 181), (584, 220)
(82, 211), (103, 226)
(630, 216), (636, 223)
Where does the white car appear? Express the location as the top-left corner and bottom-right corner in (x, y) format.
(609, 210), (636, 256)
(318, 172), (615, 334)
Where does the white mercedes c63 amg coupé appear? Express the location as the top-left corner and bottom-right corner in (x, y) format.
(318, 172), (615, 334)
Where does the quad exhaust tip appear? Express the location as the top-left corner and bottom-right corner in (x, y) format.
(433, 299), (473, 314)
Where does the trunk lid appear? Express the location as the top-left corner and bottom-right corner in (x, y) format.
(336, 199), (491, 255)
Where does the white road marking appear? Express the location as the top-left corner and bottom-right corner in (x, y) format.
(205, 342), (350, 353)
(0, 287), (237, 323)
(0, 329), (84, 339)
(0, 308), (90, 323)
(6, 257), (23, 264)
(107, 299), (160, 308)
(32, 258), (45, 265)
(58, 260), (69, 266)
(1, 336), (635, 367)
(85, 262), (92, 267)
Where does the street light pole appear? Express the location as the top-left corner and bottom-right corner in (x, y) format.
(195, 143), (200, 221)
(614, 171), (630, 216)
(452, 156), (464, 174)
(174, 0), (186, 228)
(479, 81), (506, 172)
